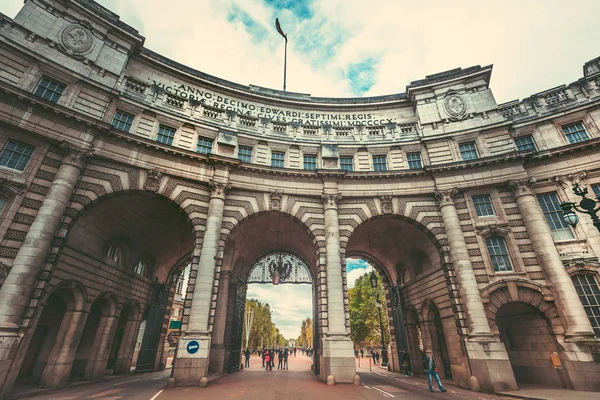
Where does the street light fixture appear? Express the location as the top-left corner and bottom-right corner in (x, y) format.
(560, 183), (600, 233)
(369, 271), (388, 367)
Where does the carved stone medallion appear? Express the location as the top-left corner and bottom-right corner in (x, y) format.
(60, 24), (93, 55)
(444, 93), (467, 119)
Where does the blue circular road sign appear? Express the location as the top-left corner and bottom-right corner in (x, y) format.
(187, 340), (200, 354)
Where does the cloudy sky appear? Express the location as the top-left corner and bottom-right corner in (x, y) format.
(2, 1), (600, 102)
(247, 258), (372, 339)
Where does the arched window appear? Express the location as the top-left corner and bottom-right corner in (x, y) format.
(105, 245), (122, 265)
(572, 274), (600, 338)
(134, 260), (146, 276)
(485, 236), (513, 272)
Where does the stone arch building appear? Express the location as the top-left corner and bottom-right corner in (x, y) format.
(0, 0), (600, 397)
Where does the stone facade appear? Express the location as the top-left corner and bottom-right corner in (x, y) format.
(0, 0), (599, 397)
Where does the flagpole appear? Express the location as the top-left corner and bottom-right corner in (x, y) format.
(283, 37), (287, 92)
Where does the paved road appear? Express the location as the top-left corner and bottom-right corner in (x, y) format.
(14, 355), (508, 400)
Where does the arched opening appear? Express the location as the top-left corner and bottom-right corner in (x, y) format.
(108, 301), (142, 374)
(423, 303), (452, 379)
(215, 211), (319, 377)
(404, 307), (423, 375)
(345, 215), (448, 375)
(496, 302), (568, 388)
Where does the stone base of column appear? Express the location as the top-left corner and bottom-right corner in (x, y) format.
(171, 336), (211, 387)
(208, 344), (226, 375)
(0, 335), (22, 399)
(319, 335), (355, 384)
(559, 338), (600, 391)
(465, 340), (517, 393)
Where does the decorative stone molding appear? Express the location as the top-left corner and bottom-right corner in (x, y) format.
(380, 195), (393, 214)
(0, 261), (8, 279)
(60, 141), (94, 167)
(144, 169), (163, 192)
(443, 91), (468, 120)
(0, 178), (27, 198)
(552, 171), (588, 188)
(434, 188), (458, 206)
(208, 179), (230, 198)
(321, 193), (341, 207)
(508, 177), (536, 197)
(269, 190), (282, 211)
(475, 222), (510, 238)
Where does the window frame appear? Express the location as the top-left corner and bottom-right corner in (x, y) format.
(571, 273), (600, 338)
(340, 156), (354, 172)
(472, 194), (495, 217)
(485, 235), (514, 273)
(271, 151), (285, 168)
(562, 122), (589, 144)
(303, 154), (317, 170)
(537, 192), (575, 241)
(111, 110), (135, 133)
(197, 136), (214, 155)
(459, 142), (479, 161)
(514, 135), (537, 152)
(0, 140), (35, 172)
(406, 152), (423, 169)
(157, 125), (176, 146)
(34, 76), (66, 103)
(238, 145), (253, 163)
(372, 155), (388, 172)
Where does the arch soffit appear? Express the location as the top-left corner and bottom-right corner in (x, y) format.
(121, 299), (142, 322)
(404, 305), (421, 325)
(92, 291), (121, 317)
(245, 250), (315, 283)
(420, 299), (441, 322)
(46, 279), (88, 311)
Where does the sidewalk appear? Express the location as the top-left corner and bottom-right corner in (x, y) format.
(364, 361), (600, 400)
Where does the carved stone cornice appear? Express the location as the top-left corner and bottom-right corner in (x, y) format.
(208, 179), (230, 199)
(508, 177), (537, 197)
(552, 171), (588, 188)
(475, 222), (510, 238)
(434, 188), (458, 207)
(321, 193), (342, 208)
(60, 141), (94, 168)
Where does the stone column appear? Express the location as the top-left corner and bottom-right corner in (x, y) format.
(320, 192), (355, 384)
(434, 189), (493, 339)
(435, 188), (517, 392)
(172, 179), (228, 386)
(208, 270), (231, 374)
(509, 178), (595, 338)
(0, 142), (93, 330)
(39, 309), (87, 387)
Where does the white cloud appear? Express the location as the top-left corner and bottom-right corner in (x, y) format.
(3, 0), (598, 102)
(346, 258), (372, 289)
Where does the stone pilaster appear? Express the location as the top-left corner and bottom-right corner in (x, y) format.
(434, 188), (493, 339)
(435, 188), (517, 393)
(84, 314), (119, 381)
(208, 270), (231, 374)
(0, 142), (93, 331)
(508, 178), (595, 338)
(172, 178), (228, 386)
(320, 192), (355, 384)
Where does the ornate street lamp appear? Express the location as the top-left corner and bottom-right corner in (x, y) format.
(369, 271), (388, 367)
(560, 183), (600, 233)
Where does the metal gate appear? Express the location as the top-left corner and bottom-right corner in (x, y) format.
(136, 282), (169, 372)
(228, 279), (247, 372)
(391, 285), (409, 373)
(312, 284), (320, 376)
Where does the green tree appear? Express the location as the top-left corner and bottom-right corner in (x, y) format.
(348, 271), (390, 349)
(296, 317), (313, 348)
(243, 298), (289, 349)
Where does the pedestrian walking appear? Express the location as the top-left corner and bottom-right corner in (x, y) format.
(283, 348), (289, 370)
(277, 348), (284, 370)
(371, 350), (376, 365)
(265, 351), (271, 371)
(262, 348), (266, 367)
(244, 347), (251, 368)
(375, 351), (380, 365)
(294, 347), (297, 357)
(423, 349), (447, 393)
(355, 349), (358, 358)
(360, 349), (364, 358)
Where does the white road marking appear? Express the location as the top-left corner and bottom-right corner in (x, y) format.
(150, 390), (163, 400)
(372, 386), (395, 398)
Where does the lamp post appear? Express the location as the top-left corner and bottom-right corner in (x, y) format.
(369, 271), (388, 367)
(560, 183), (600, 233)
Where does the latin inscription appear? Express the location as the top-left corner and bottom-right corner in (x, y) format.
(151, 80), (397, 127)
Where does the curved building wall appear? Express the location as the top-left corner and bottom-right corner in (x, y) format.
(0, 0), (599, 397)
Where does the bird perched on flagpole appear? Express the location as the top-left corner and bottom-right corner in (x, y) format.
(275, 18), (288, 91)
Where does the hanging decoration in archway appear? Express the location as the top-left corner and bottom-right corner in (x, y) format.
(248, 252), (312, 285)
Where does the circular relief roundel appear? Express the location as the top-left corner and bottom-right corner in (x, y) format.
(61, 24), (93, 54)
(444, 93), (467, 118)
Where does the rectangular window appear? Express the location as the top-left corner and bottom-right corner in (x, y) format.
(34, 77), (66, 103)
(111, 110), (134, 133)
(304, 155), (317, 170)
(157, 125), (176, 146)
(485, 236), (514, 272)
(537, 192), (575, 240)
(515, 135), (537, 152)
(0, 140), (34, 171)
(472, 194), (495, 217)
(271, 151), (285, 168)
(197, 137), (213, 155)
(238, 146), (252, 163)
(459, 142), (479, 160)
(563, 122), (589, 144)
(340, 156), (353, 172)
(572, 274), (600, 338)
(406, 152), (422, 169)
(373, 155), (387, 172)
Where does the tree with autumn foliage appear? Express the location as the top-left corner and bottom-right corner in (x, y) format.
(296, 317), (313, 348)
(348, 271), (390, 349)
(243, 299), (288, 349)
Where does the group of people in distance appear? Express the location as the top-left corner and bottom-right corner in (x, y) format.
(244, 347), (301, 371)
